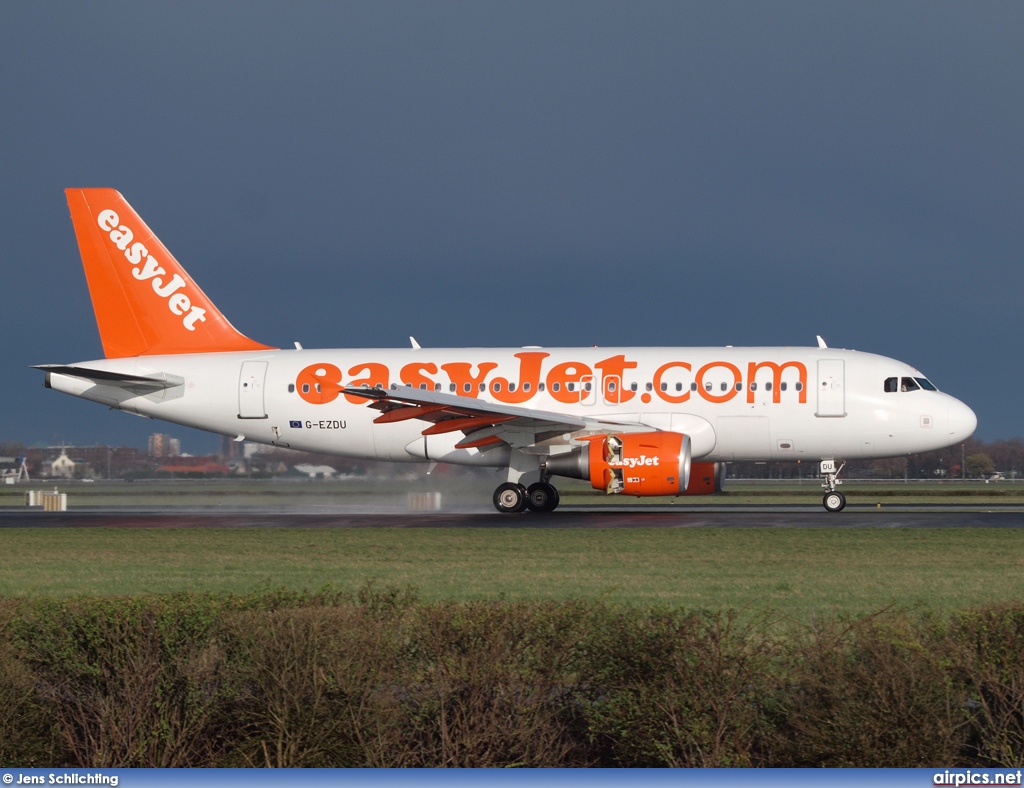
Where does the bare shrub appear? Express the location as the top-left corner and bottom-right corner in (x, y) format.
(364, 601), (594, 767)
(945, 605), (1024, 766)
(16, 596), (238, 767)
(0, 600), (61, 765)
(573, 608), (782, 766)
(228, 605), (400, 766)
(780, 612), (967, 766)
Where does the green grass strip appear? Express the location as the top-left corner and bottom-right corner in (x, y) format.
(2, 527), (1022, 618)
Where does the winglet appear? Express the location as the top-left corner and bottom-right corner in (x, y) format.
(65, 188), (275, 358)
(816, 335), (828, 349)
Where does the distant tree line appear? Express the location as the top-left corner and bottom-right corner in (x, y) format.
(4, 437), (1022, 482)
(715, 437), (1023, 480)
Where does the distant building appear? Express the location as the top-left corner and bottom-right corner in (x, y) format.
(220, 435), (240, 461)
(148, 433), (181, 458)
(44, 448), (92, 479)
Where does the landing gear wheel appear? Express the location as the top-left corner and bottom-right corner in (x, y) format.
(493, 482), (529, 514)
(823, 491), (846, 512)
(526, 482), (560, 513)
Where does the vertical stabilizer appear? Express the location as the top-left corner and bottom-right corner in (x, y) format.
(65, 188), (274, 358)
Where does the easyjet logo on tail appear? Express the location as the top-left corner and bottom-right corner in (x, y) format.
(96, 210), (207, 332)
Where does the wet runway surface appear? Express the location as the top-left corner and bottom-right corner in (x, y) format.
(3, 505), (1024, 528)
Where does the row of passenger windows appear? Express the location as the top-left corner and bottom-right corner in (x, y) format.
(291, 380), (804, 394)
(883, 376), (937, 393)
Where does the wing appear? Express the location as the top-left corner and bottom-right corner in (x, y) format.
(342, 385), (637, 451)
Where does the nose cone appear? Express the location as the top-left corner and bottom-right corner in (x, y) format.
(947, 398), (978, 443)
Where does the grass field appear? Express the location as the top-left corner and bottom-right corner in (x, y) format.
(2, 526), (1023, 619)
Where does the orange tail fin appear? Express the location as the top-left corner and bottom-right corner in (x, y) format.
(65, 188), (275, 358)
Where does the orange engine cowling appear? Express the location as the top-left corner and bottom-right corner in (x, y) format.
(543, 431), (690, 496)
(684, 461), (727, 495)
(545, 432), (726, 497)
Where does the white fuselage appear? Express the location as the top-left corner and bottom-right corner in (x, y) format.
(46, 346), (977, 466)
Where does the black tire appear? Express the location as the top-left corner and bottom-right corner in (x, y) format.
(493, 482), (528, 513)
(823, 491), (846, 512)
(526, 482), (560, 513)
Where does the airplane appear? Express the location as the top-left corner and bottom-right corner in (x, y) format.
(37, 189), (978, 513)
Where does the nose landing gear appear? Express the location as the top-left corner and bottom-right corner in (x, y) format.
(820, 459), (846, 512)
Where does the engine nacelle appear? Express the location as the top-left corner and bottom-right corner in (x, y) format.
(545, 431), (689, 496)
(545, 433), (726, 497)
(685, 461), (727, 495)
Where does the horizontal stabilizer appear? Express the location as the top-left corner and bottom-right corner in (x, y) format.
(33, 365), (184, 389)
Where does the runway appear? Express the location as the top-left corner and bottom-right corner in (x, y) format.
(3, 504), (1024, 529)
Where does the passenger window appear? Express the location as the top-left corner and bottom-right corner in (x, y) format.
(479, 383), (486, 392)
(608, 381), (617, 392)
(720, 382), (728, 392)
(901, 377), (920, 392)
(523, 382), (531, 392)
(675, 382), (682, 392)
(492, 382), (502, 392)
(419, 383), (427, 390)
(884, 378), (898, 393)
(288, 384), (295, 393)
(434, 383), (441, 391)
(645, 382), (653, 392)
(705, 382), (713, 392)
(567, 382), (575, 392)
(750, 382), (757, 391)
(450, 383), (457, 392)
(463, 383), (471, 393)
(780, 382), (787, 391)
(302, 383), (310, 394)
(552, 382), (561, 392)
(661, 382), (667, 392)
(736, 382), (743, 391)
(584, 382), (592, 391)
(538, 383), (545, 392)
(690, 382), (698, 391)
(508, 382), (516, 392)
(630, 382), (638, 392)
(795, 382), (803, 392)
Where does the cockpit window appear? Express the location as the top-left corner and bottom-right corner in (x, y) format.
(884, 377), (898, 393)
(915, 377), (937, 391)
(901, 377), (920, 392)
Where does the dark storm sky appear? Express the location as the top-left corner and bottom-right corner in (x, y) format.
(1, 2), (1021, 451)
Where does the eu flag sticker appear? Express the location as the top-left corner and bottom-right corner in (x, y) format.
(289, 420), (302, 428)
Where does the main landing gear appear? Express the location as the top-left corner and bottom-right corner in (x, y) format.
(820, 459), (846, 512)
(492, 481), (560, 514)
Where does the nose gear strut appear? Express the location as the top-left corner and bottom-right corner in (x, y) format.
(820, 459), (846, 512)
